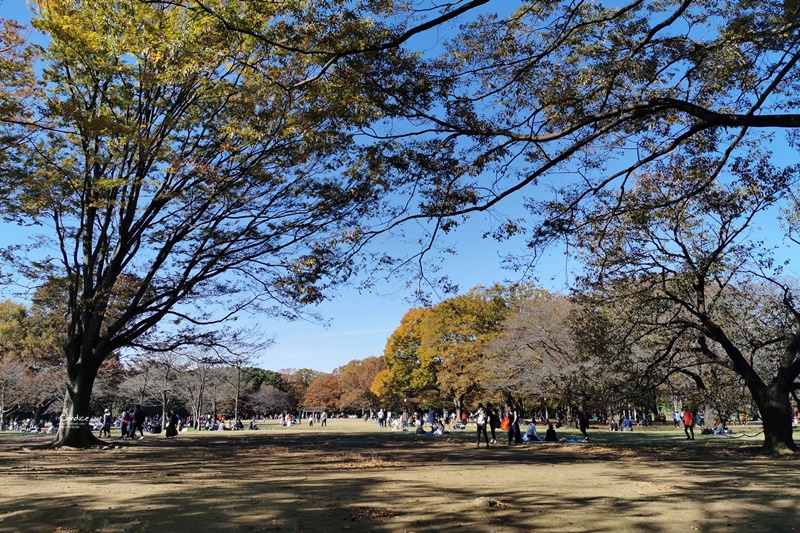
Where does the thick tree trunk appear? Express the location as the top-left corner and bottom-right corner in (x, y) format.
(755, 384), (797, 454)
(453, 397), (463, 420)
(52, 364), (104, 448)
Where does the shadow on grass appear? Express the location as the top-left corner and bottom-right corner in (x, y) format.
(0, 425), (798, 532)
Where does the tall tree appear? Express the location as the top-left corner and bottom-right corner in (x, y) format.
(0, 299), (67, 424)
(280, 368), (319, 411)
(0, 0), (486, 447)
(378, 285), (520, 414)
(176, 356), (218, 429)
(303, 372), (341, 413)
(338, 356), (384, 414)
(373, 308), (426, 404)
(569, 154), (800, 452)
(0, 360), (27, 428)
(250, 384), (290, 418)
(245, 368), (285, 393)
(416, 285), (514, 415)
(0, 16), (37, 172)
(484, 292), (604, 415)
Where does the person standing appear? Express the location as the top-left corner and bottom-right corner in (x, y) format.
(321, 411), (327, 427)
(475, 404), (490, 448)
(120, 408), (131, 439)
(100, 408), (113, 439)
(576, 410), (589, 440)
(506, 404), (521, 445)
(165, 410), (179, 438)
(683, 408), (695, 440)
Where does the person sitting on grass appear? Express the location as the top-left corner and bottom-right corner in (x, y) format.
(432, 419), (448, 435)
(522, 420), (540, 442)
(544, 423), (558, 442)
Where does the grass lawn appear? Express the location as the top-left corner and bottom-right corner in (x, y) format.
(0, 420), (798, 532)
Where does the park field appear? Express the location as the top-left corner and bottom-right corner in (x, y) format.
(0, 419), (798, 532)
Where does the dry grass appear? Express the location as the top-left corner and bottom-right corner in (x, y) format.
(0, 420), (798, 532)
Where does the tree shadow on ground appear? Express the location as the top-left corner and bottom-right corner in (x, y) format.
(0, 427), (797, 532)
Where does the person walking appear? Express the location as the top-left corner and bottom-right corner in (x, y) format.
(475, 404), (490, 448)
(576, 410), (589, 440)
(120, 408), (131, 439)
(683, 408), (695, 440)
(487, 403), (500, 444)
(129, 404), (146, 440)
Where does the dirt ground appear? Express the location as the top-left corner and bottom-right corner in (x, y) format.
(0, 420), (798, 533)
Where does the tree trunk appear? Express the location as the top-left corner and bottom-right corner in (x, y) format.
(192, 401), (202, 430)
(161, 390), (168, 431)
(754, 384), (797, 454)
(52, 364), (104, 448)
(33, 401), (55, 426)
(234, 387), (240, 422)
(453, 397), (462, 420)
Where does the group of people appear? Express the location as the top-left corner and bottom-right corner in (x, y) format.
(5, 418), (58, 434)
(473, 403), (566, 448)
(203, 417), (244, 431)
(106, 405), (147, 440)
(98, 405), (181, 439)
(607, 417), (634, 431)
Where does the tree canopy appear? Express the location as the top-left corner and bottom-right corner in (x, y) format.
(354, 0), (800, 257)
(0, 0), (492, 447)
(568, 153), (800, 451)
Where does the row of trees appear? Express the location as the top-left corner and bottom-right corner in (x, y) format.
(0, 279), (761, 436)
(0, 296), (394, 425)
(372, 276), (800, 435)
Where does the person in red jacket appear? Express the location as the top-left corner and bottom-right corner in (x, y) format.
(683, 409), (695, 440)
